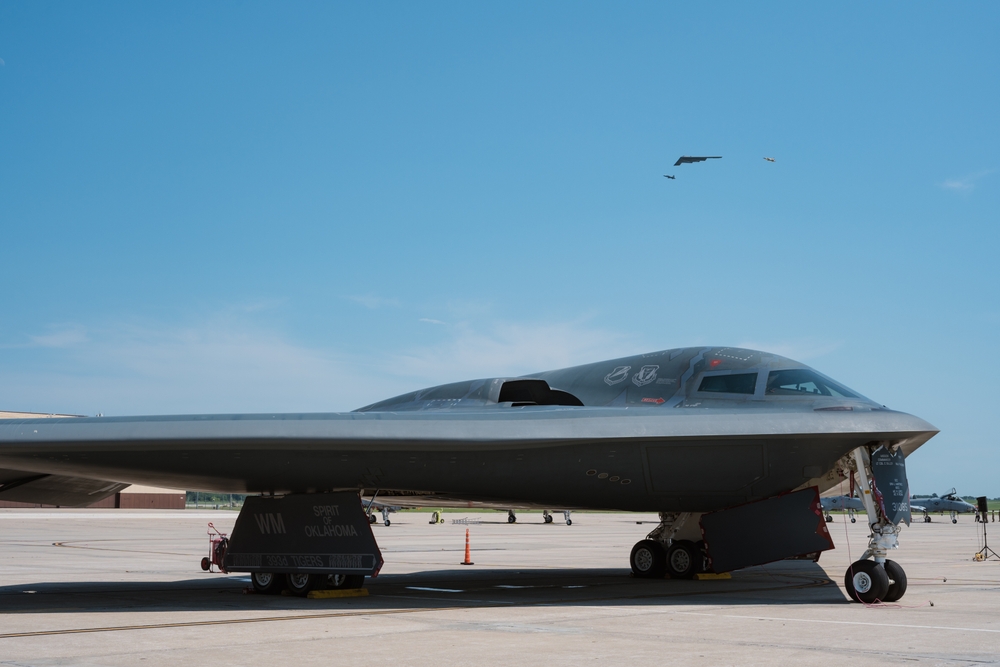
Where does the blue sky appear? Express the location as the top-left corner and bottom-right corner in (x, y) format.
(1, 3), (997, 494)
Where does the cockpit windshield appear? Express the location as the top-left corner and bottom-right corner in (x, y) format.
(765, 369), (857, 398)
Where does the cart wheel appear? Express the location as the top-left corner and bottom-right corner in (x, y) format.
(251, 572), (285, 595)
(286, 573), (319, 597)
(200, 557), (211, 571)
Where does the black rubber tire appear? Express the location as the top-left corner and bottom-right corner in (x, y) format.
(665, 540), (700, 579)
(825, 515), (834, 523)
(328, 574), (365, 590)
(952, 518), (957, 524)
(882, 560), (907, 602)
(630, 540), (666, 578)
(924, 515), (931, 523)
(851, 517), (857, 523)
(384, 519), (391, 527)
(285, 573), (320, 597)
(544, 515), (553, 524)
(507, 513), (516, 524)
(200, 557), (211, 571)
(369, 514), (377, 524)
(844, 560), (889, 603)
(566, 519), (572, 526)
(251, 571), (284, 595)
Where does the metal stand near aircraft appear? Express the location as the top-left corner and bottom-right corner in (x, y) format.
(0, 346), (937, 603)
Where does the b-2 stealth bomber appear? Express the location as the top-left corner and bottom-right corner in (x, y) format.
(0, 346), (937, 603)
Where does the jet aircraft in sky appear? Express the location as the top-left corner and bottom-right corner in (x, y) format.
(0, 346), (937, 603)
(674, 155), (722, 166)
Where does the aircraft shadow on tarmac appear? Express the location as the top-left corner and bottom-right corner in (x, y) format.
(0, 562), (846, 614)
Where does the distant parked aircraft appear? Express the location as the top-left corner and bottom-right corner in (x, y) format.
(911, 489), (977, 523)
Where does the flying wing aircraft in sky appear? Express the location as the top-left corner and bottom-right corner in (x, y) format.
(674, 155), (722, 166)
(0, 346), (936, 603)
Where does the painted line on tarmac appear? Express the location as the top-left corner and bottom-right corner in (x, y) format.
(669, 610), (1000, 634)
(0, 577), (833, 640)
(0, 606), (467, 640)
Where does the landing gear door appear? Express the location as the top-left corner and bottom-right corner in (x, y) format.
(870, 445), (911, 527)
(223, 492), (384, 577)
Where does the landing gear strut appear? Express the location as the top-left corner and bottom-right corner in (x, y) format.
(843, 445), (910, 603)
(629, 512), (704, 579)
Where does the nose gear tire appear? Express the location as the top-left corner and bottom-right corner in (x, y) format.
(844, 559), (889, 603)
(882, 559), (907, 602)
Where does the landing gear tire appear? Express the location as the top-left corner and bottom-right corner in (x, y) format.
(630, 539), (666, 578)
(882, 559), (907, 602)
(566, 519), (572, 526)
(924, 515), (931, 523)
(665, 540), (700, 579)
(369, 514), (377, 524)
(844, 560), (889, 603)
(507, 511), (517, 524)
(825, 514), (833, 523)
(850, 517), (857, 523)
(286, 573), (320, 597)
(328, 574), (365, 590)
(251, 571), (284, 595)
(543, 514), (553, 524)
(384, 519), (391, 527)
(952, 518), (958, 524)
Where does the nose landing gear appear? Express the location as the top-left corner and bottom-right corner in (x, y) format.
(842, 445), (912, 603)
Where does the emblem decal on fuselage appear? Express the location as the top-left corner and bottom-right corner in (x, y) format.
(632, 365), (659, 386)
(604, 366), (631, 385)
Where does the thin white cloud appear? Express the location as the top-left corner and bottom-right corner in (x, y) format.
(27, 326), (88, 348)
(0, 314), (645, 416)
(390, 320), (643, 382)
(418, 318), (447, 325)
(938, 169), (993, 193)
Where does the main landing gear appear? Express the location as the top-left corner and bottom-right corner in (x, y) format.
(629, 512), (705, 579)
(508, 510), (517, 524)
(251, 571), (366, 596)
(842, 445), (910, 603)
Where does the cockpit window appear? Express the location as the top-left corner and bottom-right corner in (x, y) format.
(765, 369), (857, 398)
(698, 373), (758, 394)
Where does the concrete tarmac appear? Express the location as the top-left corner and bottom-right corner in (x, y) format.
(1, 509), (998, 666)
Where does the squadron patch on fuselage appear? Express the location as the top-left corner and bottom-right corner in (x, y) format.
(632, 365), (659, 386)
(604, 366), (631, 385)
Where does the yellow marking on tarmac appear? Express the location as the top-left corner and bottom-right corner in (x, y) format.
(694, 572), (731, 580)
(307, 588), (369, 599)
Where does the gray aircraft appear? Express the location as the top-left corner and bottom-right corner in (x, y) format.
(911, 489), (977, 523)
(820, 494), (865, 523)
(674, 155), (722, 166)
(0, 346), (937, 603)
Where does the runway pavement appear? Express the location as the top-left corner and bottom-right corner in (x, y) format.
(1, 509), (998, 666)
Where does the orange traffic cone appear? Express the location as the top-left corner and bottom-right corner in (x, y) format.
(461, 528), (474, 565)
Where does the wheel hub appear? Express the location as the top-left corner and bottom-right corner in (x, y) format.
(635, 548), (653, 572)
(852, 571), (873, 594)
(670, 549), (691, 572)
